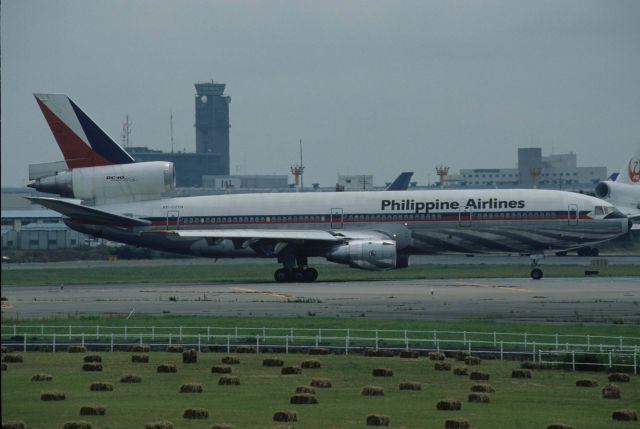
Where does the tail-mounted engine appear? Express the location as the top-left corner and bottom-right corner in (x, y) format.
(28, 161), (175, 204)
(326, 239), (398, 270)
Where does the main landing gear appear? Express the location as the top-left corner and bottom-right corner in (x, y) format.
(274, 250), (319, 282)
(529, 254), (544, 280)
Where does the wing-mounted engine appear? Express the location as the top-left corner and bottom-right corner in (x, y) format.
(28, 161), (175, 204)
(326, 239), (398, 270)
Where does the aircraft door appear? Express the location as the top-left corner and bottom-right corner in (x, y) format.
(567, 204), (578, 226)
(331, 208), (343, 229)
(166, 210), (180, 230)
(459, 207), (473, 227)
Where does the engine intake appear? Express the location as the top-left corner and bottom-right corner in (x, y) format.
(595, 181), (610, 198)
(326, 240), (398, 270)
(28, 161), (175, 204)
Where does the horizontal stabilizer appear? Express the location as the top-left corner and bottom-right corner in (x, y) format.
(26, 197), (150, 227)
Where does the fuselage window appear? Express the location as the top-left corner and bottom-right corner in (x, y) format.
(200, 218), (204, 224)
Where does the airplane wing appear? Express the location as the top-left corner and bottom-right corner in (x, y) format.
(145, 229), (342, 243)
(26, 197), (151, 227)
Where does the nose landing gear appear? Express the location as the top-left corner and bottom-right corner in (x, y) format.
(530, 254), (544, 280)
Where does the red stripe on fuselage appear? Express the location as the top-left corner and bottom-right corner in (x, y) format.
(36, 97), (113, 169)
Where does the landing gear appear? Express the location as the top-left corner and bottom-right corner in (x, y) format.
(274, 250), (319, 282)
(577, 247), (599, 257)
(530, 254), (544, 280)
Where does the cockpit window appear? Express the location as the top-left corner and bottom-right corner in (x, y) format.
(594, 206), (605, 216)
(595, 206), (615, 216)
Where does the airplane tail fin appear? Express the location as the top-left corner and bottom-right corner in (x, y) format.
(616, 147), (640, 185)
(34, 93), (135, 169)
(386, 172), (414, 191)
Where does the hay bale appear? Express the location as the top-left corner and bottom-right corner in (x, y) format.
(612, 410), (638, 421)
(512, 369), (532, 379)
(80, 406), (106, 416)
(82, 363), (102, 372)
(2, 354), (23, 363)
(157, 364), (177, 373)
(295, 386), (316, 394)
(429, 352), (445, 361)
(602, 383), (621, 399)
(273, 411), (297, 422)
(399, 381), (421, 391)
(464, 356), (481, 365)
(546, 424), (575, 429)
(90, 382), (113, 391)
(2, 421), (26, 429)
(372, 368), (393, 377)
(63, 422), (92, 429)
(120, 374), (142, 383)
(301, 359), (321, 369)
(83, 355), (102, 363)
(470, 384), (495, 393)
(281, 366), (302, 375)
(183, 408), (209, 419)
(68, 345), (87, 353)
(469, 371), (490, 381)
(130, 344), (150, 353)
(366, 415), (390, 426)
(468, 393), (490, 403)
(434, 362), (451, 371)
(445, 418), (472, 429)
(132, 354), (149, 363)
(41, 390), (66, 401)
(453, 367), (468, 376)
(218, 376), (240, 385)
(166, 345), (183, 353)
(361, 385), (385, 396)
(221, 356), (239, 364)
(309, 347), (330, 355)
(143, 422), (175, 429)
(1, 363), (6, 371)
(364, 349), (394, 357)
(180, 383), (203, 393)
(31, 373), (53, 381)
(290, 393), (318, 404)
(310, 378), (332, 388)
(576, 379), (598, 387)
(182, 348), (197, 364)
(455, 352), (471, 361)
(211, 365), (232, 374)
(436, 399), (462, 411)
(608, 373), (631, 383)
(235, 346), (255, 354)
(263, 357), (284, 367)
(209, 425), (235, 429)
(399, 350), (419, 359)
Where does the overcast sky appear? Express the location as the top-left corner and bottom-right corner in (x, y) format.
(2, 0), (639, 188)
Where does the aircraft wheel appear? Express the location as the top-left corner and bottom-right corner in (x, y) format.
(303, 267), (318, 282)
(530, 268), (543, 280)
(274, 268), (289, 282)
(292, 268), (305, 282)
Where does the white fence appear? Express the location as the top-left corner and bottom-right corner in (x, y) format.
(2, 324), (638, 373)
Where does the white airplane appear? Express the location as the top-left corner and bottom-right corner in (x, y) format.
(595, 149), (640, 221)
(28, 94), (630, 281)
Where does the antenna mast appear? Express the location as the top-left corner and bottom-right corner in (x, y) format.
(121, 115), (132, 148)
(170, 110), (174, 153)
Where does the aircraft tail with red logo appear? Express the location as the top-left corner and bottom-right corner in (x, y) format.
(34, 93), (135, 169)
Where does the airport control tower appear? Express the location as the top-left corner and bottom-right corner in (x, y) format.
(195, 81), (230, 175)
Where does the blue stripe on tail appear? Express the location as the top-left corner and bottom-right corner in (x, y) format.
(69, 99), (135, 165)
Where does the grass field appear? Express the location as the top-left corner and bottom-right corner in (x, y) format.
(3, 263), (640, 285)
(2, 350), (638, 429)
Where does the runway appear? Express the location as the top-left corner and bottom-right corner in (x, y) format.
(3, 276), (639, 323)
